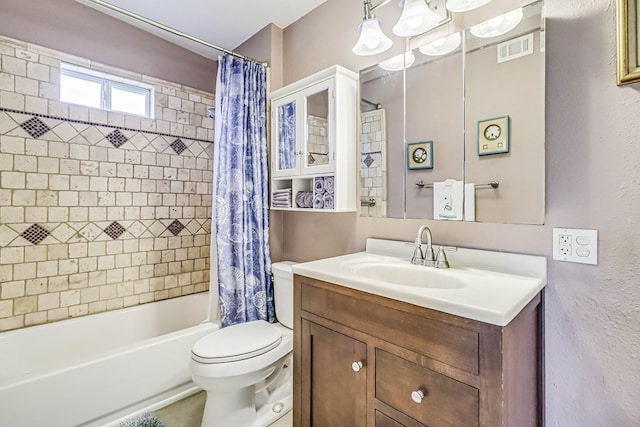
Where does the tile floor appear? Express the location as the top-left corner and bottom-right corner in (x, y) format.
(154, 391), (292, 427)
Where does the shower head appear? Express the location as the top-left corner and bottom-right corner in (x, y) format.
(207, 108), (215, 119)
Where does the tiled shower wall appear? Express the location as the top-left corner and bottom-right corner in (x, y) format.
(360, 109), (386, 217)
(0, 36), (214, 332)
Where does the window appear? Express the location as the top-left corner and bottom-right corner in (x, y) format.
(60, 63), (154, 118)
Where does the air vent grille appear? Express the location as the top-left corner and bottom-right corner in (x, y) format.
(497, 33), (535, 64)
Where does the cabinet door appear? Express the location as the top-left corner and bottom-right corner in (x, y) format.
(272, 92), (300, 177)
(299, 79), (335, 176)
(301, 320), (367, 427)
(375, 410), (426, 427)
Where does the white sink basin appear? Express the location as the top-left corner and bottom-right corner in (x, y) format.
(340, 259), (466, 289)
(292, 239), (547, 326)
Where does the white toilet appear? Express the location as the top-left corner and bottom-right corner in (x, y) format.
(190, 261), (296, 427)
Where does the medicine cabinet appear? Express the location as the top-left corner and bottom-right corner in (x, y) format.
(270, 65), (358, 212)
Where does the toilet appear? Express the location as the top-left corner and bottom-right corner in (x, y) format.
(190, 261), (296, 427)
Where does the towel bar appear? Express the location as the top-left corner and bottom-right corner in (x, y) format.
(415, 180), (499, 189)
(360, 198), (376, 207)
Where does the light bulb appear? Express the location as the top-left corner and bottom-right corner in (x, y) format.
(353, 18), (393, 56)
(487, 16), (504, 28)
(366, 40), (381, 50)
(407, 16), (424, 30)
(378, 51), (416, 71)
(393, 0), (440, 37)
(418, 32), (462, 56)
(469, 8), (523, 38)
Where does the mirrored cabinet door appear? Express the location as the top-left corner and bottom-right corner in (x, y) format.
(272, 93), (300, 178)
(301, 82), (334, 175)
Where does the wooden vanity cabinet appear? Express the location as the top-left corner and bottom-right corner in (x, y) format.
(293, 275), (543, 427)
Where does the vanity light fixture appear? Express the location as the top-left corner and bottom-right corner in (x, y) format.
(418, 32), (462, 56)
(393, 0), (441, 37)
(445, 0), (493, 12)
(352, 0), (394, 55)
(469, 7), (524, 38)
(353, 0), (443, 56)
(379, 51), (416, 71)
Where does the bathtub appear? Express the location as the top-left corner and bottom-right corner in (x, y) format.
(0, 292), (219, 427)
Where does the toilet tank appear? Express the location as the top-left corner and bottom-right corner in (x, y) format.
(272, 261), (296, 329)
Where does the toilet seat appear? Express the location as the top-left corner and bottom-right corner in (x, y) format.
(192, 320), (283, 364)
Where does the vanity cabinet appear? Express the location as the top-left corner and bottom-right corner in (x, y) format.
(269, 65), (358, 212)
(293, 275), (543, 427)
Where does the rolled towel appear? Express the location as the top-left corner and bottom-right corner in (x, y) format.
(296, 191), (313, 208)
(313, 194), (324, 209)
(324, 176), (334, 194)
(304, 192), (313, 208)
(322, 192), (334, 209)
(314, 176), (325, 194)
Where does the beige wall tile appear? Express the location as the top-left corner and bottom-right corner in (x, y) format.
(0, 36), (212, 332)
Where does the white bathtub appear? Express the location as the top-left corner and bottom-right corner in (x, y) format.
(0, 292), (219, 427)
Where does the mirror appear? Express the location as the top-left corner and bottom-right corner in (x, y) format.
(359, 0), (545, 225)
(277, 100), (297, 172)
(306, 89), (330, 167)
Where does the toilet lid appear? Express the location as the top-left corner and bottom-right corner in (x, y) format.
(192, 320), (283, 364)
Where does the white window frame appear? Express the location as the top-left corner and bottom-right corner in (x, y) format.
(60, 63), (154, 118)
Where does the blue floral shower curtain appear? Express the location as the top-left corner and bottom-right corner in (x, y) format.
(214, 55), (274, 327)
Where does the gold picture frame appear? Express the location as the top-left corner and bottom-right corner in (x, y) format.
(617, 0), (640, 85)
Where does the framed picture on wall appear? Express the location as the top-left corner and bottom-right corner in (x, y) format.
(617, 0), (640, 85)
(407, 141), (433, 170)
(477, 116), (510, 156)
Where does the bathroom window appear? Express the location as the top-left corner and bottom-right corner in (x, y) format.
(60, 63), (154, 118)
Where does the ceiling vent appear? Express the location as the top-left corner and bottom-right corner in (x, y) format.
(497, 33), (534, 64)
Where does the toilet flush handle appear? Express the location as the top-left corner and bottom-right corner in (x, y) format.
(351, 361), (364, 372)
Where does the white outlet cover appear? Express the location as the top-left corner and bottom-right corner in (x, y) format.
(553, 228), (598, 265)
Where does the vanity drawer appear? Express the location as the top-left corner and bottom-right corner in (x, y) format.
(299, 281), (480, 374)
(375, 349), (479, 427)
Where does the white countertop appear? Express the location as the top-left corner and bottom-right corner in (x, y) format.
(291, 238), (547, 326)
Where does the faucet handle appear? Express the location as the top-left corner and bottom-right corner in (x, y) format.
(435, 246), (450, 269)
(411, 244), (424, 265)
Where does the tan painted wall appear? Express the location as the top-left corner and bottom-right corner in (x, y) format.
(0, 0), (217, 93)
(280, 0), (640, 424)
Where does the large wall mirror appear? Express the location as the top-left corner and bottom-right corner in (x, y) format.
(359, 0), (545, 225)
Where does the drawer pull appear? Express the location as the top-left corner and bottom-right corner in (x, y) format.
(351, 361), (364, 372)
(411, 390), (425, 404)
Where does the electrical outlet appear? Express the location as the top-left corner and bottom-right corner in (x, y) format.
(553, 228), (598, 265)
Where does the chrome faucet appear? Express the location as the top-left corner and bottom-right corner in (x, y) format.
(411, 225), (450, 269)
(412, 225), (435, 267)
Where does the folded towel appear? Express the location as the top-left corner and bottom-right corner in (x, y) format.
(272, 194), (291, 201)
(322, 192), (334, 209)
(272, 201), (291, 208)
(313, 194), (324, 209)
(272, 188), (292, 201)
(323, 176), (334, 194)
(314, 177), (325, 194)
(433, 179), (464, 221)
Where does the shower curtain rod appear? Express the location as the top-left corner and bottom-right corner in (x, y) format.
(83, 0), (268, 66)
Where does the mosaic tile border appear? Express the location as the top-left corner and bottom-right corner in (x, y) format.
(0, 108), (214, 144)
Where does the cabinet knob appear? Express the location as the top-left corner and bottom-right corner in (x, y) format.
(411, 390), (425, 404)
(351, 361), (364, 372)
